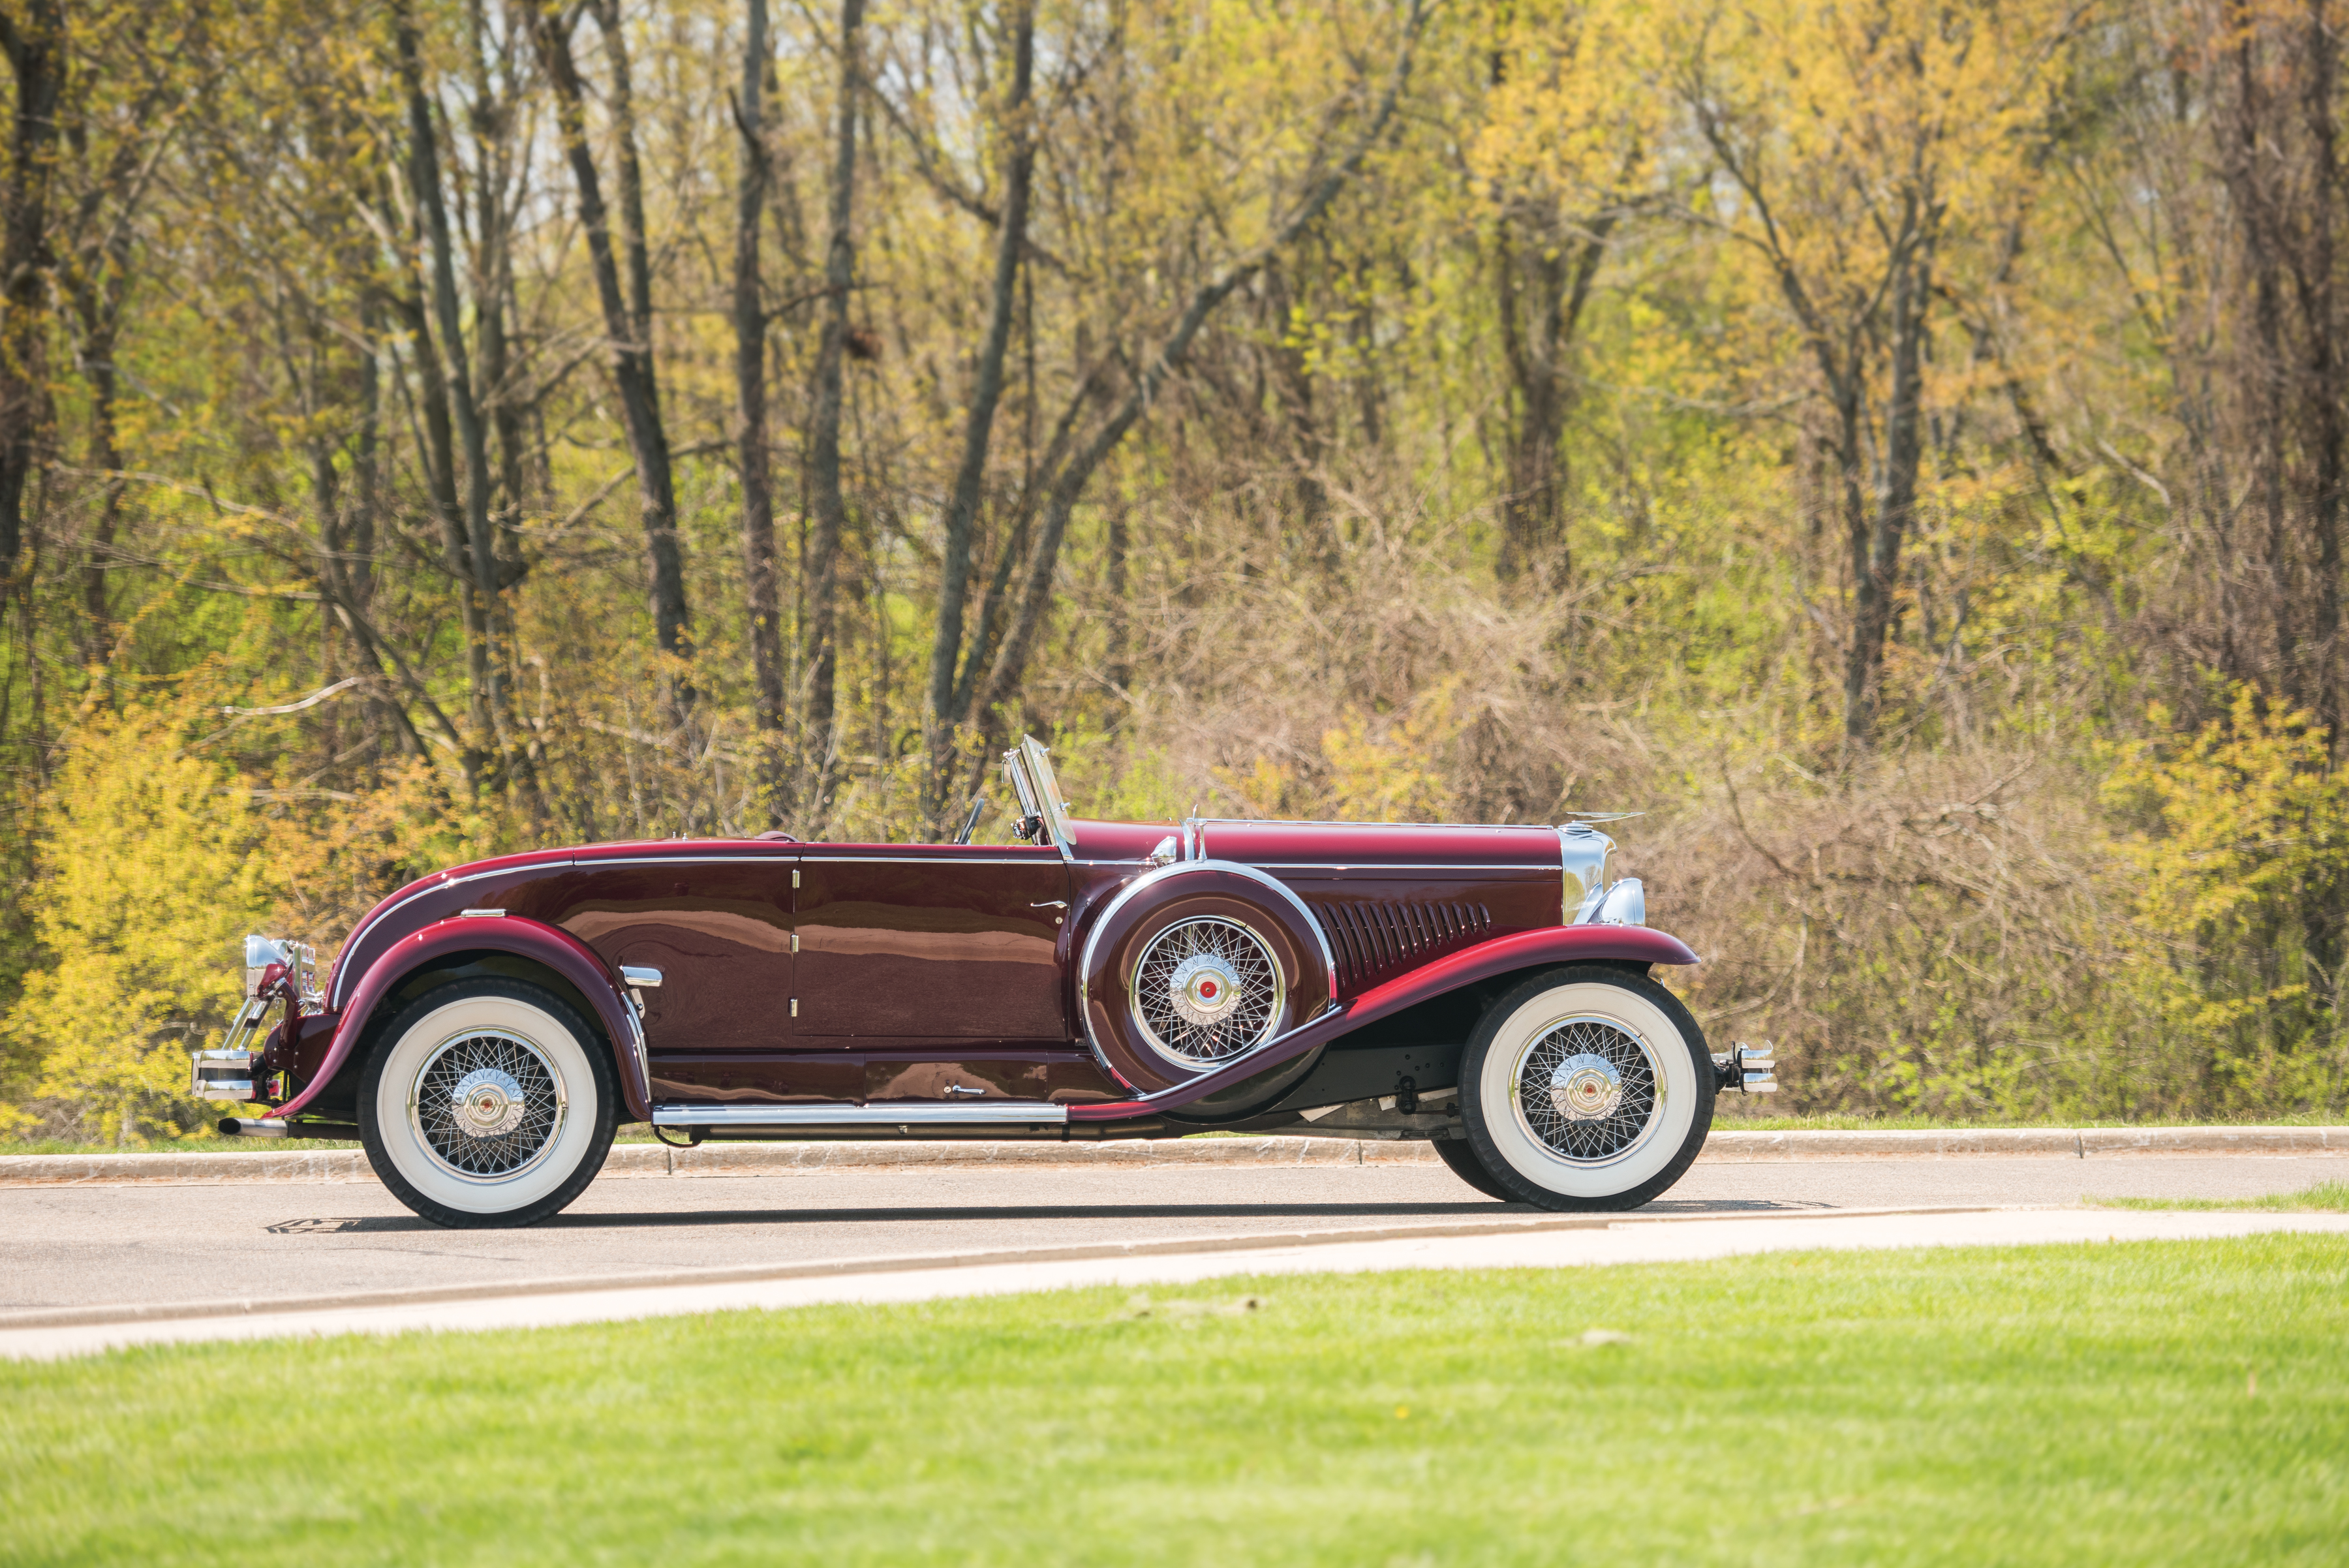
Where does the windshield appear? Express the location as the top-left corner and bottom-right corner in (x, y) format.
(1001, 735), (1077, 850)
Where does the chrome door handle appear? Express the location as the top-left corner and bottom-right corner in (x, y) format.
(1030, 900), (1067, 910)
(945, 1083), (987, 1097)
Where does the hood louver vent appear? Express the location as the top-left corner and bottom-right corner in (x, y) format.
(1312, 899), (1492, 991)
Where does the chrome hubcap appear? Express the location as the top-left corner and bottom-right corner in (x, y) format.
(1168, 953), (1243, 1026)
(1131, 917), (1285, 1068)
(1550, 1053), (1624, 1121)
(1513, 1016), (1661, 1164)
(410, 1030), (566, 1179)
(451, 1067), (527, 1138)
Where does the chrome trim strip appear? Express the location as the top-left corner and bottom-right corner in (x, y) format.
(795, 855), (1057, 865)
(1075, 859), (1341, 1079)
(1224, 863), (1564, 872)
(650, 1101), (1069, 1127)
(1189, 816), (1606, 832)
(619, 1002), (654, 1110)
(568, 854), (801, 866)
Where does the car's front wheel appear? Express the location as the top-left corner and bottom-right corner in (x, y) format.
(1458, 966), (1713, 1212)
(358, 977), (616, 1228)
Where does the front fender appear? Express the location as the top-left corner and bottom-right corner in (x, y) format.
(1067, 923), (1698, 1122)
(269, 915), (651, 1124)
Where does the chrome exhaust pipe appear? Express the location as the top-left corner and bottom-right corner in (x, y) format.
(218, 1116), (361, 1140)
(219, 1116), (288, 1137)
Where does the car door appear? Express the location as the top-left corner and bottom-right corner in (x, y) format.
(793, 846), (1071, 1040)
(554, 850), (798, 1050)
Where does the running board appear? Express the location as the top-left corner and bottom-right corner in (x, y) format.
(649, 1101), (1069, 1129)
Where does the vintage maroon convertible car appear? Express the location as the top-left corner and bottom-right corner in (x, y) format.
(194, 739), (1772, 1226)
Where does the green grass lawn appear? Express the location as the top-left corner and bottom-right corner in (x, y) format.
(5, 1237), (2346, 1564)
(2091, 1180), (2349, 1213)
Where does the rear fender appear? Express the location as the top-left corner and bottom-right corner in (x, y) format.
(269, 915), (651, 1124)
(1067, 924), (1697, 1122)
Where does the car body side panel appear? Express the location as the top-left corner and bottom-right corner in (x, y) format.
(793, 846), (1070, 1039)
(1281, 869), (1562, 996)
(647, 1046), (1123, 1106)
(546, 858), (796, 1051)
(1192, 820), (1563, 869)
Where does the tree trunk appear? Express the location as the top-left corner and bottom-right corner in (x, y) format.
(803, 0), (866, 805)
(397, 7), (522, 777)
(1103, 499), (1130, 705)
(1495, 204), (1612, 586)
(0, 2), (64, 584)
(2295, 1), (2345, 740)
(75, 304), (121, 665)
(594, 0), (655, 349)
(1843, 226), (1933, 745)
(734, 0), (788, 816)
(923, 0), (1034, 830)
(527, 1), (692, 687)
(386, 276), (489, 747)
(1263, 260), (1333, 570)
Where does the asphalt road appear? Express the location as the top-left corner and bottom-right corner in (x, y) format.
(4, 1152), (2341, 1318)
(17, 1206), (2349, 1362)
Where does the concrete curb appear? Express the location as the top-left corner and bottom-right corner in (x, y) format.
(1, 1124), (2342, 1186)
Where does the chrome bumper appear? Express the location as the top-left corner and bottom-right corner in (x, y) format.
(1714, 1041), (1778, 1094)
(191, 996), (272, 1101)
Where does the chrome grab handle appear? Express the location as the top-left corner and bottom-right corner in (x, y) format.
(944, 1083), (987, 1097)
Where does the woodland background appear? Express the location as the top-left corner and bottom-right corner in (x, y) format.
(5, 0), (2349, 1142)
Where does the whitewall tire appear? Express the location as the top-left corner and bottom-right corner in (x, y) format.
(1459, 966), (1713, 1212)
(358, 978), (617, 1228)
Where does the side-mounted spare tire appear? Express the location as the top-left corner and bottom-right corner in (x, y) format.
(1078, 861), (1336, 1107)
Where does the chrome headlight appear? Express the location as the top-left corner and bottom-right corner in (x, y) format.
(243, 934), (316, 1001)
(1594, 877), (1646, 927)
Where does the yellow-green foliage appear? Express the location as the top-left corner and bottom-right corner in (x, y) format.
(1, 698), (273, 1143)
(2104, 689), (2349, 1111)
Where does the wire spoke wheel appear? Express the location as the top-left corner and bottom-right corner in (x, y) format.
(1130, 915), (1284, 1068)
(409, 1028), (568, 1179)
(1512, 1015), (1662, 1164)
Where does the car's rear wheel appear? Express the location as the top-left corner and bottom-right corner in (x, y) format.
(1432, 1135), (1514, 1201)
(358, 977), (615, 1229)
(1459, 966), (1713, 1212)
